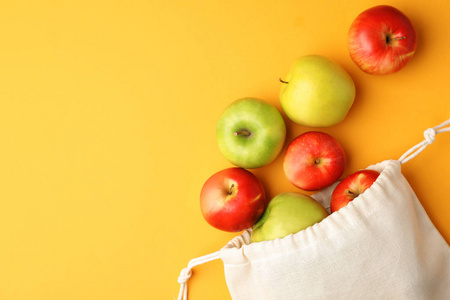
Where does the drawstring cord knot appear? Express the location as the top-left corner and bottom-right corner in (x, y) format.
(399, 118), (450, 164)
(423, 128), (436, 145)
(176, 250), (221, 300)
(177, 268), (192, 284)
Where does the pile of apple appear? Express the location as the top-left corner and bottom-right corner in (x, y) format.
(199, 5), (417, 243)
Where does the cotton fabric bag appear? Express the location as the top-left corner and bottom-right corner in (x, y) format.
(177, 119), (450, 300)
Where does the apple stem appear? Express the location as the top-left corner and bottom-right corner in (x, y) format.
(234, 130), (252, 137)
(386, 35), (406, 44)
(228, 184), (235, 195)
(279, 78), (289, 84)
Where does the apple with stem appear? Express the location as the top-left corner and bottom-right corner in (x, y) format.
(283, 131), (346, 191)
(348, 5), (417, 75)
(216, 98), (286, 169)
(279, 55), (355, 127)
(251, 192), (329, 243)
(200, 167), (267, 232)
(330, 169), (380, 213)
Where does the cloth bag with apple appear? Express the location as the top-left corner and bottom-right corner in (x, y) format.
(177, 119), (450, 300)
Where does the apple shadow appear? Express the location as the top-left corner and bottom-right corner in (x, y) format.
(402, 8), (426, 72)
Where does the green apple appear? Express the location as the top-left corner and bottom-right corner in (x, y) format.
(279, 55), (356, 127)
(216, 98), (286, 169)
(251, 192), (329, 243)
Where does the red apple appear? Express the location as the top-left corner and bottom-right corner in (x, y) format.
(348, 5), (417, 75)
(330, 169), (380, 213)
(200, 167), (267, 232)
(283, 131), (346, 191)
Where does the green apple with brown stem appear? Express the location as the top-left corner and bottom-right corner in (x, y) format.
(216, 98), (286, 169)
(279, 55), (355, 127)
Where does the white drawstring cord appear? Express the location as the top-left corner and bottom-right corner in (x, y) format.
(176, 250), (221, 300)
(398, 118), (450, 164)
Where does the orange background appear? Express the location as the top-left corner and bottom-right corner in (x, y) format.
(0, 1), (449, 299)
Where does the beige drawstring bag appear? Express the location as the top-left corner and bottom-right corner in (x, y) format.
(177, 119), (450, 300)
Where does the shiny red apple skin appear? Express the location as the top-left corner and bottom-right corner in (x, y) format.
(200, 167), (267, 232)
(348, 5), (417, 75)
(330, 169), (380, 213)
(283, 131), (346, 191)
